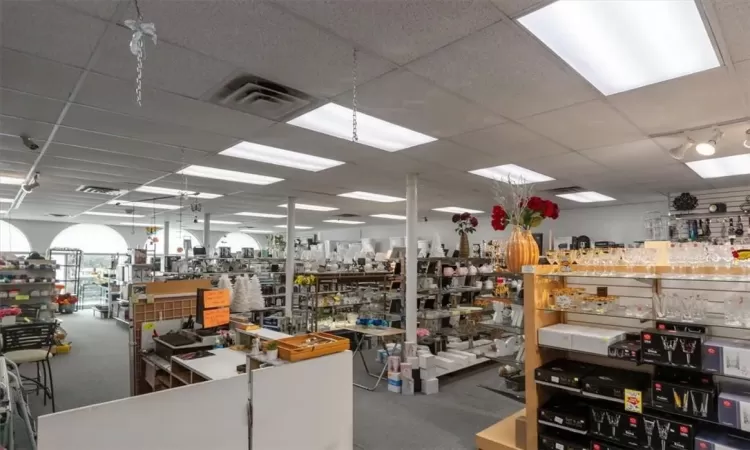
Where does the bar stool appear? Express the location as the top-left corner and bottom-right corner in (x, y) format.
(1, 322), (56, 411)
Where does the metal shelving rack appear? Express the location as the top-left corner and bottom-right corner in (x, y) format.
(0, 259), (58, 318)
(47, 248), (82, 311)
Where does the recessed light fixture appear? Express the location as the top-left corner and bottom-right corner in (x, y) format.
(323, 219), (366, 225)
(177, 165), (283, 185)
(288, 103), (436, 152)
(135, 186), (222, 199)
(0, 177), (24, 185)
(83, 211), (145, 218)
(370, 214), (407, 220)
(219, 141), (345, 172)
(278, 203), (338, 212)
(338, 191), (405, 203)
(119, 222), (164, 227)
(518, 0), (720, 96)
(469, 164), (554, 184)
(556, 191), (615, 203)
(239, 229), (274, 234)
(0, 198), (12, 203)
(235, 212), (287, 218)
(107, 200), (181, 210)
(686, 154), (750, 179)
(274, 225), (313, 230)
(199, 220), (241, 225)
(432, 207), (484, 214)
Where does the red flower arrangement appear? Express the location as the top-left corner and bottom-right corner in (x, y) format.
(492, 196), (559, 231)
(452, 212), (479, 235)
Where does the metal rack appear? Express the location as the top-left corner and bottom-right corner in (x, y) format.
(0, 259), (58, 317)
(47, 248), (82, 311)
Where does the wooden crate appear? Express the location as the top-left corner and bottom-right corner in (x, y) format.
(276, 333), (349, 362)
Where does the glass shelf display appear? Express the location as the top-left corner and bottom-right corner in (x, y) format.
(539, 270), (750, 282)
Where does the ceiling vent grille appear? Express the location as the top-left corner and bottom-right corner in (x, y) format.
(47, 213), (68, 218)
(542, 186), (584, 195)
(76, 185), (124, 196)
(333, 213), (361, 218)
(209, 74), (315, 121)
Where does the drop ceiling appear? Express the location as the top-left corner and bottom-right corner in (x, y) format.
(2, 0), (750, 233)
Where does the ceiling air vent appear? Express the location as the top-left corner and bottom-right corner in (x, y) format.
(333, 213), (361, 218)
(47, 213), (68, 218)
(209, 74), (315, 121)
(542, 186), (584, 195)
(76, 185), (124, 196)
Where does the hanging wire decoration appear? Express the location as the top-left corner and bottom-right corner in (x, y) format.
(351, 47), (359, 142)
(124, 0), (157, 106)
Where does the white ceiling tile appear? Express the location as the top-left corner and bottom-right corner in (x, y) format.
(60, 104), (238, 152)
(406, 21), (598, 119)
(0, 118), (53, 146)
(75, 73), (274, 140)
(128, 0), (395, 98)
(402, 140), (499, 172)
(490, 0), (547, 17)
(451, 122), (570, 160)
(45, 143), (184, 174)
(0, 89), (65, 123)
(277, 0), (503, 65)
(37, 158), (168, 179)
(608, 67), (747, 135)
(54, 0), (122, 20)
(712, 0), (750, 63)
(579, 140), (678, 171)
(519, 100), (645, 150)
(92, 26), (238, 99)
(521, 152), (608, 178)
(1, 49), (82, 100)
(335, 70), (504, 138)
(0, 148), (37, 165)
(2, 1), (108, 67)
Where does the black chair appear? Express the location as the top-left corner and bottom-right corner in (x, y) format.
(1, 322), (56, 411)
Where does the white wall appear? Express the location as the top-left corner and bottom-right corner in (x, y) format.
(318, 201), (668, 252)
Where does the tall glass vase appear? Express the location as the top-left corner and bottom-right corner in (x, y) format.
(459, 232), (470, 258)
(505, 226), (539, 273)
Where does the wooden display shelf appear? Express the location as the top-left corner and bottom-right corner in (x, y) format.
(476, 408), (525, 450)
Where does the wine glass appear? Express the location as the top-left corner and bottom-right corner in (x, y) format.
(546, 250), (559, 273)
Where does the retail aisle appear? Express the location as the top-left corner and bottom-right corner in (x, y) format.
(21, 314), (519, 449)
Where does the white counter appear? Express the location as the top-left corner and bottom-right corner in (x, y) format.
(171, 348), (246, 381)
(237, 327), (291, 341)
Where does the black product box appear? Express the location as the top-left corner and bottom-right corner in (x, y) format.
(583, 366), (651, 404)
(590, 404), (645, 449)
(535, 358), (597, 390)
(642, 413), (695, 450)
(539, 429), (589, 450)
(608, 333), (642, 363)
(652, 367), (716, 420)
(539, 397), (590, 433)
(642, 328), (704, 369)
(656, 321), (707, 335)
(592, 440), (629, 450)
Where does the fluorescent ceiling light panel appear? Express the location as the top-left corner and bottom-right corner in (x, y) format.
(432, 207), (484, 214)
(219, 142), (344, 172)
(517, 0), (720, 96)
(323, 219), (366, 225)
(278, 203), (338, 212)
(556, 191), (615, 203)
(370, 214), (407, 220)
(0, 177), (23, 185)
(235, 212), (287, 218)
(0, 210), (7, 214)
(177, 165), (283, 185)
(119, 222), (164, 227)
(0, 198), (12, 203)
(107, 200), (181, 210)
(288, 103), (436, 152)
(240, 229), (274, 234)
(274, 225), (313, 230)
(199, 220), (241, 225)
(135, 186), (222, 199)
(83, 211), (145, 218)
(338, 191), (405, 203)
(686, 154), (750, 179)
(469, 164), (554, 184)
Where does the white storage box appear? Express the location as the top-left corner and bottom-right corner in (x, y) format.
(420, 367), (437, 380)
(422, 378), (439, 395)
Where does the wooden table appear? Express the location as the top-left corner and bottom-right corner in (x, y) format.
(337, 325), (405, 391)
(476, 408), (525, 450)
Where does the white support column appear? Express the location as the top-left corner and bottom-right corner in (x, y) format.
(405, 173), (418, 343)
(162, 221), (170, 271)
(285, 197), (295, 318)
(203, 213), (211, 256)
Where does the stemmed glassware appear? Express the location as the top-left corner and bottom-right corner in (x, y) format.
(546, 250), (559, 273)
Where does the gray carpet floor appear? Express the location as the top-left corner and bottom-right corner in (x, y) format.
(19, 314), (520, 449)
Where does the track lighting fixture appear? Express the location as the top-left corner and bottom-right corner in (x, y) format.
(21, 172), (40, 193)
(695, 129), (723, 156)
(668, 138), (694, 160)
(743, 129), (750, 149)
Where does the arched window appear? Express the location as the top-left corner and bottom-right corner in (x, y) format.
(51, 224), (128, 254)
(0, 220), (32, 254)
(145, 228), (201, 255)
(216, 232), (260, 253)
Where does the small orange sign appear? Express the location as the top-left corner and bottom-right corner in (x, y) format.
(203, 289), (230, 308)
(202, 306), (230, 328)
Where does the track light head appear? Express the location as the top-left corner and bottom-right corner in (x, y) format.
(21, 172), (40, 193)
(668, 138), (694, 160)
(743, 129), (750, 149)
(696, 129), (723, 156)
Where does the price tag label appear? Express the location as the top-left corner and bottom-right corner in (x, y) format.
(146, 294), (155, 304)
(625, 389), (643, 413)
(15, 294), (29, 301)
(555, 444), (564, 450)
(550, 375), (560, 383)
(144, 322), (155, 331)
(554, 416), (563, 424)
(521, 265), (535, 273)
(203, 289), (230, 308)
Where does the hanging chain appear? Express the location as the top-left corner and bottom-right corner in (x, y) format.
(135, 39), (144, 106)
(352, 47), (359, 142)
(125, 0), (156, 107)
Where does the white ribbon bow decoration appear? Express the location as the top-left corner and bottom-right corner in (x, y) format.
(124, 19), (157, 56)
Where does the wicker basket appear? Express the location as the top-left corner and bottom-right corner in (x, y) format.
(277, 333), (349, 362)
